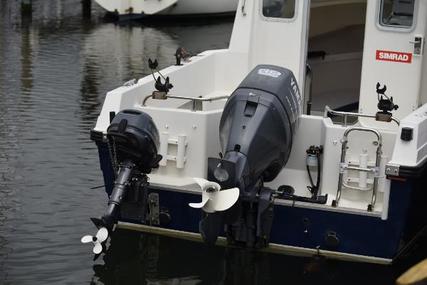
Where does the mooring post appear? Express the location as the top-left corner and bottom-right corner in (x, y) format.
(21, 0), (32, 16)
(82, 0), (92, 19)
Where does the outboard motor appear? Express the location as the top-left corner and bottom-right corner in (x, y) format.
(191, 65), (301, 247)
(82, 110), (161, 254)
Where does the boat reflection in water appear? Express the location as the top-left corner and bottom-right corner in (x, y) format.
(79, 19), (233, 125)
(92, 229), (398, 285)
(81, 20), (234, 86)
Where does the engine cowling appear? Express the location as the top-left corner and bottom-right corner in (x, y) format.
(210, 64), (301, 190)
(204, 65), (302, 247)
(107, 109), (161, 173)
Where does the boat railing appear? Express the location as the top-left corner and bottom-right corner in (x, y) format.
(143, 93), (229, 111)
(324, 106), (400, 127)
(304, 64), (313, 115)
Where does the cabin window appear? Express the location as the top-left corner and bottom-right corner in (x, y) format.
(262, 0), (295, 19)
(380, 0), (415, 28)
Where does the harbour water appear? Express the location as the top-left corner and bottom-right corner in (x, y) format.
(0, 1), (425, 284)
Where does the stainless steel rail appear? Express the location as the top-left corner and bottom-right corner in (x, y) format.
(324, 106), (400, 126)
(166, 95), (229, 101)
(142, 93), (229, 111)
(304, 64), (313, 115)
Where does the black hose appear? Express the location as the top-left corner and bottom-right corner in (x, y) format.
(307, 165), (315, 188)
(315, 152), (321, 197)
(306, 152), (321, 198)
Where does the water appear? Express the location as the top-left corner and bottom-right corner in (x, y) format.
(0, 1), (424, 284)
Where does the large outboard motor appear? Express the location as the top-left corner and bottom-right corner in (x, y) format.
(90, 110), (161, 237)
(201, 65), (301, 247)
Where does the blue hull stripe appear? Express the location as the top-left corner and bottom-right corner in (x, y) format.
(95, 143), (423, 260)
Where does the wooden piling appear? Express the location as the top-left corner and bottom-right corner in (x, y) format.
(397, 259), (427, 285)
(21, 0), (32, 16)
(82, 0), (92, 19)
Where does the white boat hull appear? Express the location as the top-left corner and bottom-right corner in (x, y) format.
(95, 0), (238, 16)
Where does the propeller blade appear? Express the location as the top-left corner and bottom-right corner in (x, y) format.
(93, 242), (103, 255)
(191, 178), (239, 213)
(189, 195), (209, 209)
(96, 227), (108, 243)
(193, 178), (220, 192)
(192, 178), (221, 213)
(81, 235), (93, 244)
(209, 187), (240, 212)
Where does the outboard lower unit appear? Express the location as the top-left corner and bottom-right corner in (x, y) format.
(92, 110), (162, 232)
(203, 65), (301, 247)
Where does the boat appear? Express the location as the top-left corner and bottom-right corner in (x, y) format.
(82, 0), (427, 264)
(94, 0), (239, 20)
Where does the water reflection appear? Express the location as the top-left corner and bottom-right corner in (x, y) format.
(93, 230), (399, 285)
(93, 231), (225, 285)
(0, 0), (423, 284)
(78, 19), (233, 126)
(0, 1), (235, 283)
(80, 53), (101, 123)
(20, 24), (34, 94)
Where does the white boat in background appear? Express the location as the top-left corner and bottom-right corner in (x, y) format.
(94, 0), (239, 19)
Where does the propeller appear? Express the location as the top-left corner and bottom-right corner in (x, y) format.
(189, 178), (239, 213)
(81, 227), (109, 254)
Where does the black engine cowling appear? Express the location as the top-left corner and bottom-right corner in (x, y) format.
(209, 64), (301, 189)
(107, 109), (161, 173)
(205, 65), (301, 247)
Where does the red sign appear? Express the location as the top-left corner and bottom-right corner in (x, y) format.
(376, 50), (412, 64)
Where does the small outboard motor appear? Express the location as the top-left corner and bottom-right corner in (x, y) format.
(107, 110), (161, 174)
(83, 110), (162, 254)
(196, 65), (301, 247)
(99, 110), (161, 228)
